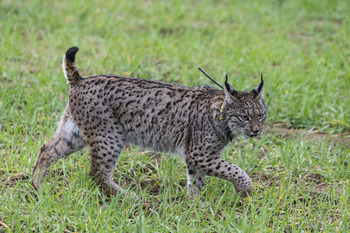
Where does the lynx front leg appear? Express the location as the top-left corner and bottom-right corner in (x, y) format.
(188, 155), (253, 194)
(32, 107), (86, 188)
(186, 166), (204, 198)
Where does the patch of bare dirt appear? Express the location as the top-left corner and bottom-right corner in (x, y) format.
(265, 123), (350, 147)
(251, 168), (343, 196)
(0, 173), (30, 194)
(139, 179), (161, 195)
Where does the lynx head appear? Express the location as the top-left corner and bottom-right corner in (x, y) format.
(222, 75), (266, 138)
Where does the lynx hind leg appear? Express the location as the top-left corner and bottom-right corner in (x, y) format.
(87, 134), (127, 196)
(32, 106), (86, 188)
(186, 166), (204, 198)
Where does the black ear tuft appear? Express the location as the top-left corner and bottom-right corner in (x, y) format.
(260, 73), (264, 89)
(257, 73), (264, 93)
(251, 73), (264, 98)
(224, 74), (237, 96)
(65, 46), (79, 62)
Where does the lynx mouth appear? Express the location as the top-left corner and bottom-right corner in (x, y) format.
(244, 134), (262, 139)
(243, 129), (262, 139)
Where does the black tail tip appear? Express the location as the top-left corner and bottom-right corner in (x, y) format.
(65, 46), (79, 62)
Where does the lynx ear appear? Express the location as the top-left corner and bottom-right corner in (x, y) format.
(251, 73), (264, 100)
(224, 74), (240, 104)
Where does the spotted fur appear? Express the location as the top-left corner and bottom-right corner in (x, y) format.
(33, 46), (267, 198)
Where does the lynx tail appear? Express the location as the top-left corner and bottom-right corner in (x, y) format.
(62, 46), (82, 85)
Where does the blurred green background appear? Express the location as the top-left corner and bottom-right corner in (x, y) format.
(1, 0), (350, 132)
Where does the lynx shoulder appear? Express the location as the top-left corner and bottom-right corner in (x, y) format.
(33, 46), (267, 198)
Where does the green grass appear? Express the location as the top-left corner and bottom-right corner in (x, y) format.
(1, 0), (349, 232)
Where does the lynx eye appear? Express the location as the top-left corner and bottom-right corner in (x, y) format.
(258, 114), (265, 120)
(241, 115), (250, 121)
